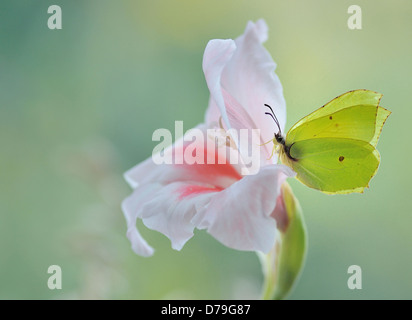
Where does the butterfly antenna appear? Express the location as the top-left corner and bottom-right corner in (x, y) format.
(264, 104), (282, 135)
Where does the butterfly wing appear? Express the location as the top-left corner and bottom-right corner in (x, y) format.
(282, 138), (380, 194)
(287, 89), (383, 136)
(370, 106), (391, 147)
(282, 90), (390, 194)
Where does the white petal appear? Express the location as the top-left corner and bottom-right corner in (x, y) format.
(221, 87), (273, 166)
(221, 19), (287, 155)
(139, 182), (217, 251)
(202, 39), (236, 130)
(192, 165), (295, 253)
(122, 184), (159, 257)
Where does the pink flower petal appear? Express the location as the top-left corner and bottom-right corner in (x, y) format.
(124, 124), (242, 189)
(192, 165), (295, 253)
(178, 184), (223, 199)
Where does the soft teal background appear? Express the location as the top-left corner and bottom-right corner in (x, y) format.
(1, 0), (411, 299)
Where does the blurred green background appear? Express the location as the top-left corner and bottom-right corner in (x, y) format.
(1, 0), (411, 299)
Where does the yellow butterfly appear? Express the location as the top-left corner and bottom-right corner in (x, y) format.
(265, 89), (391, 194)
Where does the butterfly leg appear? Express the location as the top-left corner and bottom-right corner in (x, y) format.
(267, 143), (277, 160)
(259, 138), (275, 146)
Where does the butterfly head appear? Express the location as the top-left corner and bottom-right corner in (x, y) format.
(264, 104), (285, 146)
(274, 132), (285, 146)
